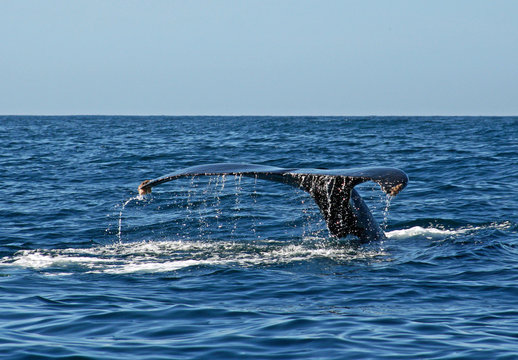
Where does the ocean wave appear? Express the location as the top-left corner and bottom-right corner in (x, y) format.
(385, 221), (512, 240)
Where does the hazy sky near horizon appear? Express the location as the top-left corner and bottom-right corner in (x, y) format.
(1, 1), (517, 115)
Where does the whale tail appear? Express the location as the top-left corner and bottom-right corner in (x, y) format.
(293, 175), (384, 240)
(138, 163), (408, 241)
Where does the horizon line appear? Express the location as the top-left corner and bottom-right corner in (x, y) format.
(1, 114), (517, 118)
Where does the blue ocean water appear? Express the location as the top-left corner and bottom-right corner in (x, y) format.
(1, 116), (517, 359)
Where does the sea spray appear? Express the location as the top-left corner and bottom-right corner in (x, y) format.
(182, 176), (197, 236)
(231, 174), (243, 238)
(214, 175), (225, 230)
(115, 174), (398, 244)
(197, 177), (213, 239)
(251, 175), (259, 238)
(117, 195), (144, 243)
(381, 193), (393, 231)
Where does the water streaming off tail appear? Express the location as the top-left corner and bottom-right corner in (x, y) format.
(117, 195), (144, 243)
(110, 176), (329, 244)
(111, 175), (397, 245)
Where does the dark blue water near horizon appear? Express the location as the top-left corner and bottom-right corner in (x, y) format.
(1, 116), (517, 359)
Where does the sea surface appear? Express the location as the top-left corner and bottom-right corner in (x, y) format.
(1, 116), (517, 359)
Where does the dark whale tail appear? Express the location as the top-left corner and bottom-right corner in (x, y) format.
(138, 163), (408, 241)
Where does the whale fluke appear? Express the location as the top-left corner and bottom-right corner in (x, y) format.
(138, 163), (408, 241)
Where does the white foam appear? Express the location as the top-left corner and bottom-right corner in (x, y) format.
(386, 226), (459, 239)
(2, 222), (510, 275)
(385, 221), (511, 239)
(0, 239), (386, 275)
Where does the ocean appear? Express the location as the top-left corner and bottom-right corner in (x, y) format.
(1, 116), (517, 359)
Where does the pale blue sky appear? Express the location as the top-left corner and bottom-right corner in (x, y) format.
(1, 0), (517, 115)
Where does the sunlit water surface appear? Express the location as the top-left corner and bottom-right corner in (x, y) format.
(1, 116), (517, 359)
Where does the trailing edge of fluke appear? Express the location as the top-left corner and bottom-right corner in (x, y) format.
(138, 163), (408, 241)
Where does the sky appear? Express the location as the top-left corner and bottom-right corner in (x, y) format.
(1, 0), (517, 116)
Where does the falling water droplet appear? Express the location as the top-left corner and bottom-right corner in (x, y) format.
(381, 193), (393, 231)
(117, 195), (143, 243)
